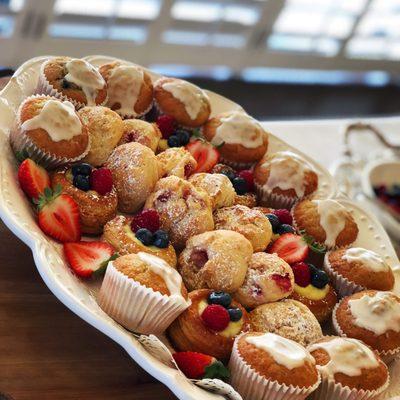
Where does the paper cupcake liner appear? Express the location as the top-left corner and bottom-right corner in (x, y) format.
(255, 182), (297, 210)
(98, 262), (190, 335)
(219, 156), (255, 171)
(228, 335), (321, 400)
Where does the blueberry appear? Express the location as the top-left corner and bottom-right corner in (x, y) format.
(62, 78), (72, 89)
(153, 230), (169, 248)
(221, 170), (236, 182)
(266, 213), (280, 233)
(175, 129), (191, 146)
(232, 176), (248, 195)
(228, 308), (243, 322)
(167, 135), (181, 147)
(72, 163), (92, 177)
(135, 228), (154, 246)
(208, 291), (232, 308)
(277, 224), (295, 234)
(73, 174), (90, 191)
(311, 268), (329, 289)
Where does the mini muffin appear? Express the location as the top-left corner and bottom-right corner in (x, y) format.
(250, 299), (323, 347)
(144, 176), (214, 249)
(234, 192), (257, 208)
(325, 247), (395, 297)
(229, 332), (320, 400)
(52, 164), (117, 235)
(189, 173), (236, 210)
(234, 253), (294, 308)
(157, 147), (197, 179)
(38, 57), (107, 108)
(333, 290), (400, 362)
(254, 151), (318, 209)
(79, 106), (124, 167)
(102, 215), (177, 267)
(99, 61), (153, 118)
(168, 289), (250, 360)
(154, 77), (210, 128)
(98, 252), (190, 334)
(292, 199), (359, 250)
(308, 336), (389, 400)
(203, 111), (268, 168)
(11, 95), (89, 168)
(214, 205), (272, 252)
(178, 230), (253, 293)
(118, 119), (161, 153)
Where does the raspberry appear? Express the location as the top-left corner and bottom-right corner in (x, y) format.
(201, 304), (230, 331)
(273, 209), (293, 225)
(291, 262), (311, 287)
(156, 115), (175, 139)
(90, 168), (113, 195)
(131, 209), (160, 233)
(271, 273), (292, 292)
(238, 169), (254, 192)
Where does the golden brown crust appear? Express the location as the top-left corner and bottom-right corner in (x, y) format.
(233, 193), (257, 208)
(157, 148), (197, 179)
(119, 119), (161, 153)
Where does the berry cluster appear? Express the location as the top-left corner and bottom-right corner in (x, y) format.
(156, 115), (191, 148)
(71, 163), (113, 195)
(266, 209), (295, 235)
(374, 184), (400, 214)
(291, 262), (330, 289)
(212, 164), (254, 195)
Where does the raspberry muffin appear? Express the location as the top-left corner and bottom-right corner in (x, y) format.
(157, 147), (197, 179)
(234, 252), (294, 308)
(178, 230), (253, 293)
(99, 61), (153, 118)
(168, 289), (250, 360)
(144, 176), (214, 249)
(118, 119), (161, 153)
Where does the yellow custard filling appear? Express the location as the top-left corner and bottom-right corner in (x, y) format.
(124, 225), (160, 251)
(294, 283), (329, 301)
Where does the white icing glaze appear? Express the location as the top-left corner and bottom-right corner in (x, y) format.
(348, 291), (400, 335)
(312, 199), (348, 247)
(162, 80), (207, 120)
(21, 99), (82, 142)
(263, 151), (314, 197)
(245, 332), (315, 369)
(65, 59), (105, 106)
(342, 247), (389, 273)
(211, 111), (265, 149)
(308, 337), (379, 378)
(107, 65), (144, 116)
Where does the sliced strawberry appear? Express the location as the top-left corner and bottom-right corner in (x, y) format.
(37, 186), (81, 243)
(18, 158), (50, 200)
(63, 241), (116, 278)
(268, 233), (309, 264)
(186, 140), (219, 173)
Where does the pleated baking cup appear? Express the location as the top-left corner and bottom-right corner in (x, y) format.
(228, 335), (321, 400)
(219, 156), (254, 171)
(98, 262), (190, 335)
(255, 182), (297, 210)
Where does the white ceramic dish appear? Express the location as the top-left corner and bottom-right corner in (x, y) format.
(0, 55), (399, 399)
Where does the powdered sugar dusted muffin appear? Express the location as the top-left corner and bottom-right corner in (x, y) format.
(157, 147), (197, 179)
(99, 61), (153, 118)
(254, 151), (318, 209)
(214, 205), (272, 252)
(178, 230), (253, 293)
(118, 119), (161, 153)
(234, 252), (294, 308)
(250, 299), (323, 347)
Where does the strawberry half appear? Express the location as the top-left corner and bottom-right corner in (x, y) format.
(268, 233), (309, 264)
(63, 241), (117, 278)
(173, 351), (230, 380)
(186, 140), (219, 173)
(18, 158), (50, 200)
(37, 186), (81, 243)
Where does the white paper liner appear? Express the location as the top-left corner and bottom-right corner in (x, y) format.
(228, 335), (321, 400)
(98, 262), (190, 335)
(255, 181), (297, 210)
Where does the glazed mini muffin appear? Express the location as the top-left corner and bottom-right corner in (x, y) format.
(292, 199), (359, 250)
(102, 215), (177, 267)
(188, 173), (236, 210)
(38, 57), (107, 108)
(178, 230), (253, 293)
(168, 289), (250, 360)
(144, 176), (214, 249)
(154, 77), (210, 128)
(214, 205), (272, 252)
(11, 95), (89, 168)
(79, 106), (124, 167)
(105, 142), (159, 213)
(203, 111), (268, 168)
(254, 151), (318, 209)
(99, 61), (153, 118)
(157, 147), (197, 179)
(308, 336), (389, 400)
(325, 247), (395, 297)
(250, 299), (323, 347)
(234, 253), (294, 308)
(52, 163), (117, 234)
(118, 119), (161, 153)
(229, 332), (320, 400)
(333, 290), (400, 362)
(98, 252), (190, 334)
